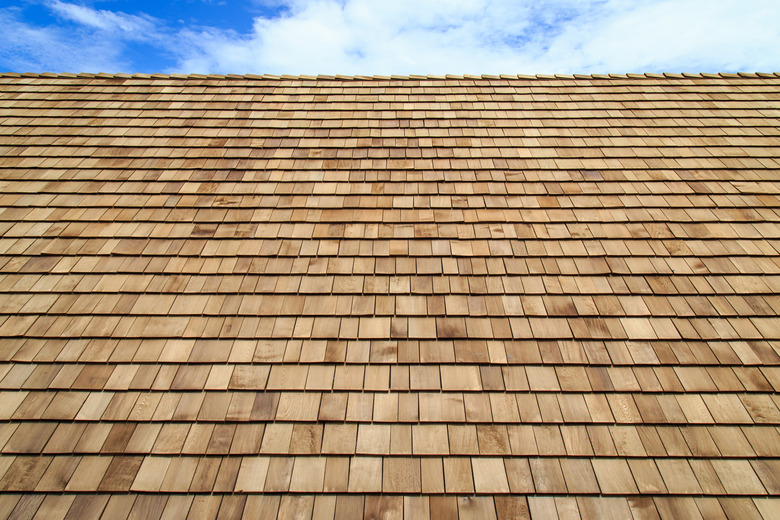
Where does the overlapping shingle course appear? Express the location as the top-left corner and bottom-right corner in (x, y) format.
(0, 72), (778, 518)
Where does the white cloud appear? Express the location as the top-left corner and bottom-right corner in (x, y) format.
(171, 0), (780, 75)
(0, 2), (164, 73)
(0, 0), (778, 74)
(538, 0), (780, 73)
(48, 0), (158, 37)
(0, 8), (131, 72)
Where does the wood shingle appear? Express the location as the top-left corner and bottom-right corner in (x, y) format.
(0, 72), (778, 518)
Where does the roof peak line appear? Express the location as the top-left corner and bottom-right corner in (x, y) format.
(1, 72), (778, 81)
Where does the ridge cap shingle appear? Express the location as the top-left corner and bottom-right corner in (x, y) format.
(0, 71), (779, 82)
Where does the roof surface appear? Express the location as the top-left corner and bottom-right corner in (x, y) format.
(0, 72), (779, 519)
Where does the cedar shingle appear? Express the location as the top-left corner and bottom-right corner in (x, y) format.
(0, 73), (778, 518)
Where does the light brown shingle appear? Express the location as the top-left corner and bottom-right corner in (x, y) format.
(0, 72), (778, 518)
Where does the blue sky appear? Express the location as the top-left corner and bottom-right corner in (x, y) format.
(1, 0), (778, 75)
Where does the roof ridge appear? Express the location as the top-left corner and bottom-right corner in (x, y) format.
(1, 72), (778, 81)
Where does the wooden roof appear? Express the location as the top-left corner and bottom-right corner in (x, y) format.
(0, 72), (779, 518)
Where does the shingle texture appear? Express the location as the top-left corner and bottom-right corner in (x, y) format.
(0, 72), (779, 518)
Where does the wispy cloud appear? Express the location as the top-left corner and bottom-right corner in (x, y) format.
(47, 0), (158, 37)
(0, 1), (166, 73)
(0, 0), (778, 74)
(0, 7), (131, 72)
